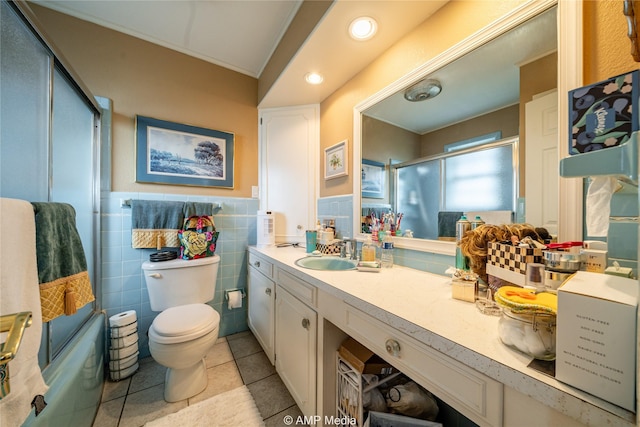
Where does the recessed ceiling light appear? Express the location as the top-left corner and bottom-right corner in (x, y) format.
(305, 72), (324, 85)
(349, 16), (377, 41)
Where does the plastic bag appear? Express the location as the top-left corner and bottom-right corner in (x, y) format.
(385, 381), (439, 421)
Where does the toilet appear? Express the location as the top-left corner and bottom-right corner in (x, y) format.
(142, 255), (221, 402)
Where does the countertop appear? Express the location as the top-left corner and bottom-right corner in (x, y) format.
(250, 245), (635, 427)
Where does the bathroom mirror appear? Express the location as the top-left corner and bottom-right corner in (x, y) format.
(353, 1), (583, 254)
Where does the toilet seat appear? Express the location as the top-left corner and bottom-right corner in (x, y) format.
(149, 303), (219, 344)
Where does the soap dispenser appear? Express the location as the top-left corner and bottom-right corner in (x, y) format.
(361, 235), (376, 262)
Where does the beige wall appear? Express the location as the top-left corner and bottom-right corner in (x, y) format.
(420, 104), (520, 157)
(361, 117), (421, 204)
(319, 0), (529, 197)
(30, 4), (258, 198)
(584, 1), (639, 84)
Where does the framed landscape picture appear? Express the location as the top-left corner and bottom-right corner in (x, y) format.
(361, 159), (385, 198)
(135, 115), (234, 188)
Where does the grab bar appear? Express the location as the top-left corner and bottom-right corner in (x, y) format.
(0, 311), (33, 365)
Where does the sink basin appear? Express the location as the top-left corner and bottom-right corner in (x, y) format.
(295, 256), (357, 271)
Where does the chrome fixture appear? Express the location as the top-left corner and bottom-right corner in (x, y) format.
(404, 79), (442, 102)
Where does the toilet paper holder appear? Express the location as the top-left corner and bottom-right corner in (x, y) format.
(224, 289), (246, 301)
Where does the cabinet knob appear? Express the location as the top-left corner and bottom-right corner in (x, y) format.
(265, 288), (272, 296)
(301, 318), (310, 329)
(254, 261), (261, 267)
(385, 339), (401, 357)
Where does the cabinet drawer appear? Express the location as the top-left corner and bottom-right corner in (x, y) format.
(277, 269), (316, 307)
(344, 306), (503, 427)
(248, 252), (273, 279)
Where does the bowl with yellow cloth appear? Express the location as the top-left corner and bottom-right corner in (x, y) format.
(494, 286), (557, 360)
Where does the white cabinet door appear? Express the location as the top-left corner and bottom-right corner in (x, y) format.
(248, 264), (275, 364)
(259, 105), (319, 244)
(275, 284), (317, 416)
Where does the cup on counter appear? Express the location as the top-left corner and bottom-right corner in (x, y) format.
(305, 230), (317, 253)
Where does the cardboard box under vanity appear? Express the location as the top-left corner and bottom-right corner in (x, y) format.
(569, 70), (639, 155)
(338, 337), (397, 375)
(556, 271), (638, 411)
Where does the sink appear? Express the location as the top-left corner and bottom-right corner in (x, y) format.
(295, 256), (357, 271)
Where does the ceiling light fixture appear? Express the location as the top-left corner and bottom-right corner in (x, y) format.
(404, 79), (442, 102)
(349, 16), (378, 41)
(305, 72), (324, 85)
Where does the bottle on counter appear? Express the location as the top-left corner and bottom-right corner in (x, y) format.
(455, 215), (471, 270)
(471, 215), (485, 230)
(361, 235), (377, 262)
(381, 233), (394, 268)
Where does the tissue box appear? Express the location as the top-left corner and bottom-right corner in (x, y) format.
(569, 70), (639, 155)
(487, 242), (543, 275)
(556, 271), (638, 411)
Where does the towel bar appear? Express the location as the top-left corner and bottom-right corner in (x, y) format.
(120, 198), (223, 211)
(0, 311), (33, 365)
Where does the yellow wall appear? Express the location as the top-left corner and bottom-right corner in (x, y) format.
(319, 0), (529, 197)
(584, 0), (639, 84)
(30, 4), (258, 198)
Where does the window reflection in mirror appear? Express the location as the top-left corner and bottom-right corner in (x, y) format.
(359, 6), (557, 244)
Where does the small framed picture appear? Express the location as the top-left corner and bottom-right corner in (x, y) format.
(361, 159), (385, 199)
(324, 139), (348, 180)
(135, 115), (234, 188)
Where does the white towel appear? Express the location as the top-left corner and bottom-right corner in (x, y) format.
(0, 198), (48, 427)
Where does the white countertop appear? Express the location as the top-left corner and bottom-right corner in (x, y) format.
(250, 245), (635, 426)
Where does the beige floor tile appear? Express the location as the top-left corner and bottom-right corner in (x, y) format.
(248, 374), (296, 419)
(227, 332), (263, 359)
(128, 357), (166, 394)
(187, 360), (244, 405)
(101, 377), (131, 402)
(205, 341), (234, 367)
(264, 404), (304, 427)
(118, 383), (187, 427)
(92, 396), (125, 427)
(236, 351), (276, 385)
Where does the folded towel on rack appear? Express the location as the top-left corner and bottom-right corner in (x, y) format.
(131, 200), (184, 248)
(183, 201), (215, 217)
(31, 202), (95, 323)
(0, 198), (48, 427)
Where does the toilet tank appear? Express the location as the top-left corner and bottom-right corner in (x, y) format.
(142, 255), (220, 311)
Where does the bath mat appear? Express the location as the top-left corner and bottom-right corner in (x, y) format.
(145, 386), (264, 427)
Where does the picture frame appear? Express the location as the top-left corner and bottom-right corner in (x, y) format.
(361, 159), (385, 199)
(324, 139), (348, 180)
(135, 115), (234, 188)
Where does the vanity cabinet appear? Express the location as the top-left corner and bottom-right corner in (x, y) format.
(275, 269), (317, 416)
(247, 252), (275, 364)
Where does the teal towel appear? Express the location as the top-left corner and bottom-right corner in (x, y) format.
(131, 200), (185, 230)
(184, 202), (215, 217)
(131, 200), (185, 248)
(31, 202), (88, 284)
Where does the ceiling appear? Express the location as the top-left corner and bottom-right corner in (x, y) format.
(365, 5), (558, 134)
(31, 0), (448, 108)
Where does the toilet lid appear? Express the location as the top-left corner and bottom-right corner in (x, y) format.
(151, 304), (219, 343)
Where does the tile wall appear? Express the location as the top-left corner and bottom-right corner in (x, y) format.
(101, 191), (258, 358)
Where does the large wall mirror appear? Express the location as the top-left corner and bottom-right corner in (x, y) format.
(353, 0), (583, 255)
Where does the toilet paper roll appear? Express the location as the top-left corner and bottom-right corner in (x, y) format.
(109, 310), (137, 328)
(228, 290), (243, 310)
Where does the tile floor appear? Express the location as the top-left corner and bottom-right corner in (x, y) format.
(92, 331), (303, 427)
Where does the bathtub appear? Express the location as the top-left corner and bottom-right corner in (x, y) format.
(22, 312), (105, 427)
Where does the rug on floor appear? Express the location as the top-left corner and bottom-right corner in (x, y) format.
(144, 386), (265, 427)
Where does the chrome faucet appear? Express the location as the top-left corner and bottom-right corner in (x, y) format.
(339, 237), (357, 260)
